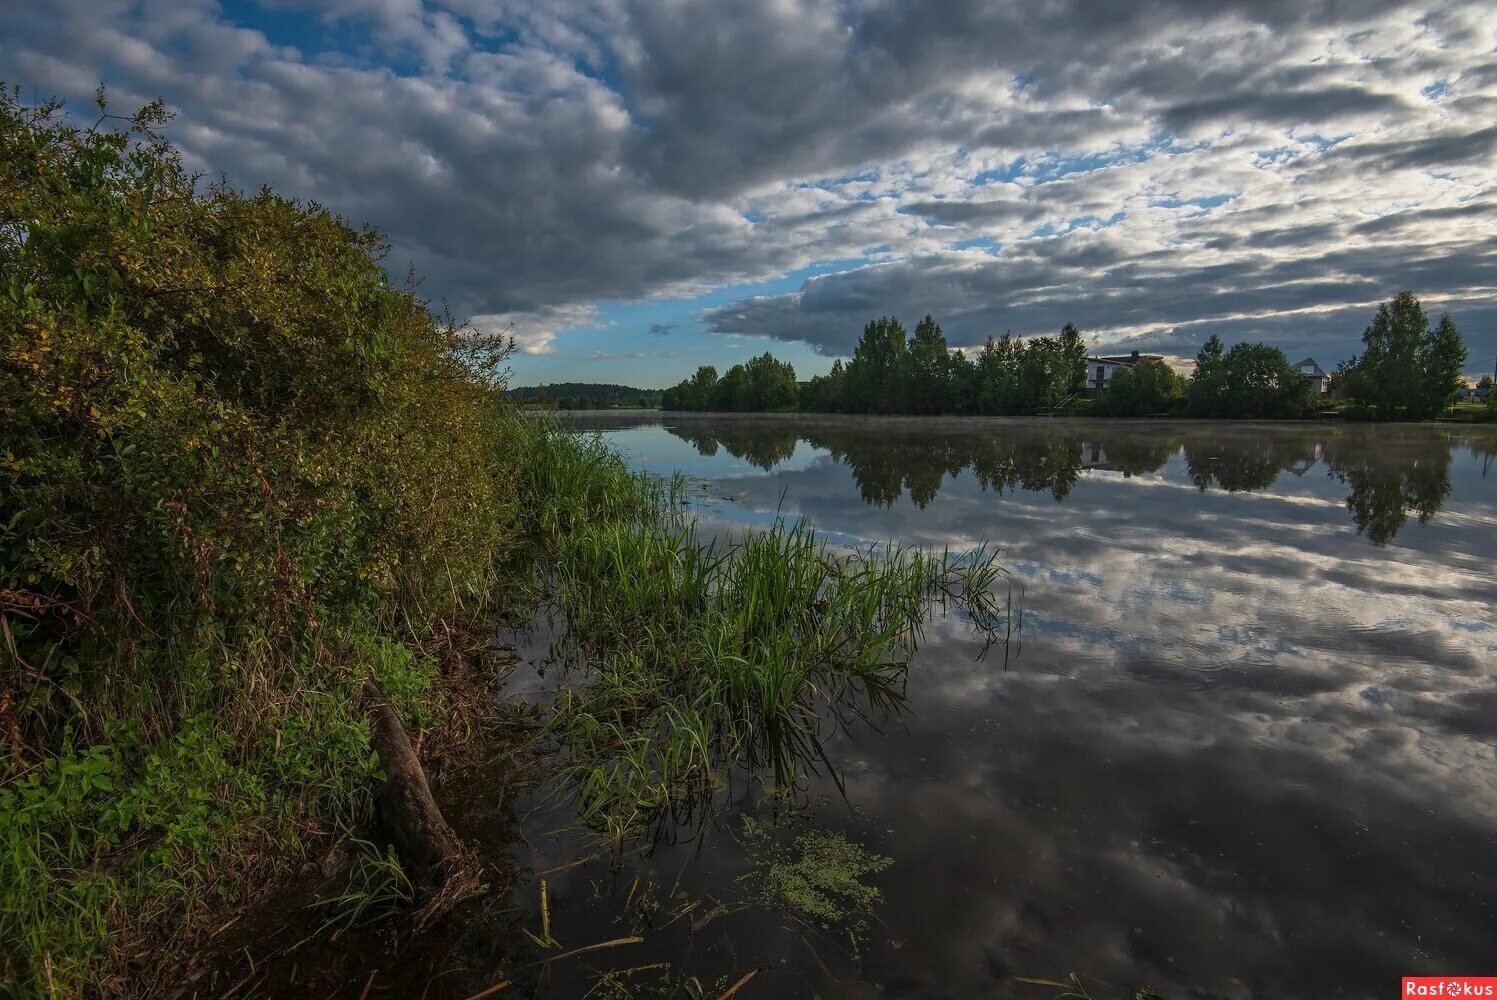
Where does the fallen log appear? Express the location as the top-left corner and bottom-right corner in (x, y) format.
(362, 679), (465, 892)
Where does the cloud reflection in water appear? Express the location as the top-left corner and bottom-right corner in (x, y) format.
(560, 413), (1497, 997)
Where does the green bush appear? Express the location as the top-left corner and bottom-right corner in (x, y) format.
(1094, 358), (1185, 416)
(1187, 337), (1311, 418)
(0, 88), (524, 992)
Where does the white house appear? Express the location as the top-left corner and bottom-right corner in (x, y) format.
(1293, 357), (1329, 394)
(1085, 349), (1165, 395)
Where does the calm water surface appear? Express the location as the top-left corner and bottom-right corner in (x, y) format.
(281, 414), (1495, 1000)
(514, 413), (1497, 1000)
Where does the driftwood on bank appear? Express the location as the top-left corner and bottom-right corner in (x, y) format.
(362, 679), (465, 892)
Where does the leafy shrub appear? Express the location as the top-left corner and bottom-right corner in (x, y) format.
(1187, 337), (1311, 418)
(0, 88), (522, 991)
(1094, 358), (1185, 416)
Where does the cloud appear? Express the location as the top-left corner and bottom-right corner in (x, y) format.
(470, 303), (600, 355)
(1, 0), (1494, 368)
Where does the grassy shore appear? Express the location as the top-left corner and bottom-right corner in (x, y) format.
(0, 92), (1010, 996)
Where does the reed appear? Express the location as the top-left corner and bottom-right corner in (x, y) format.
(544, 501), (1013, 838)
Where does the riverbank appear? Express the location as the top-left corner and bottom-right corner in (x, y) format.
(0, 95), (1008, 996)
(0, 93), (646, 994)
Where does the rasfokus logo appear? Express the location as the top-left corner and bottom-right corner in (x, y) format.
(1403, 979), (1497, 997)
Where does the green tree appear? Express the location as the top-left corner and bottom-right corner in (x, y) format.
(662, 364), (719, 410)
(0, 89), (541, 989)
(904, 314), (951, 414)
(1417, 313), (1467, 418)
(1346, 292), (1429, 418)
(947, 349), (978, 414)
(1016, 335), (1067, 412)
(744, 351), (799, 410)
(1220, 343), (1310, 418)
(1186, 335), (1228, 416)
(690, 365), (720, 410)
(801, 359), (847, 412)
(1096, 359), (1184, 416)
(1187, 337), (1307, 418)
(975, 333), (1022, 414)
(1057, 322), (1088, 398)
(844, 316), (907, 414)
(714, 363), (753, 411)
(1339, 293), (1469, 419)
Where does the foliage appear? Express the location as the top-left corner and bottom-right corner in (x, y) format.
(662, 304), (1468, 424)
(904, 314), (954, 413)
(510, 382), (661, 407)
(1339, 292), (1467, 419)
(842, 316), (909, 414)
(1187, 339), (1310, 418)
(0, 89), (635, 993)
(545, 510), (1012, 838)
(1095, 358), (1184, 416)
(660, 353), (797, 412)
(663, 315), (1092, 417)
(737, 816), (891, 938)
(799, 358), (846, 413)
(661, 365), (719, 411)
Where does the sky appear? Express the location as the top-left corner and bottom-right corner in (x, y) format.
(3, 0), (1495, 388)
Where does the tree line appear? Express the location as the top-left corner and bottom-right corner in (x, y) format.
(511, 382), (661, 409)
(661, 294), (1470, 420)
(665, 316), (1091, 415)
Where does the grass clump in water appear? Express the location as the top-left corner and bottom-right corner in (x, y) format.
(547, 509), (1011, 837)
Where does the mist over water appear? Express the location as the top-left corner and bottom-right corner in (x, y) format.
(531, 413), (1497, 998)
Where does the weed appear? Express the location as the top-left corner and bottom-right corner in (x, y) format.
(544, 507), (1012, 838)
(737, 817), (891, 933)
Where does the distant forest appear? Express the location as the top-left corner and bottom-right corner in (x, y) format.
(510, 382), (661, 408)
(661, 293), (1476, 421)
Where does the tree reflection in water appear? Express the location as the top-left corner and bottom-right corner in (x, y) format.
(658, 417), (1485, 546)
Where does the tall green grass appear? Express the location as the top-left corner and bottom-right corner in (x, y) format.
(546, 506), (1012, 838)
(498, 410), (681, 541)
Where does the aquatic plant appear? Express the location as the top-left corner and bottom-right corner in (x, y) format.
(546, 505), (1012, 837)
(736, 817), (892, 928)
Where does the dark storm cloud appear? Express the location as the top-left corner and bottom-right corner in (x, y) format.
(1337, 123), (1497, 170)
(900, 198), (1045, 226)
(705, 227), (1497, 362)
(1, 0), (1492, 361)
(1160, 87), (1407, 132)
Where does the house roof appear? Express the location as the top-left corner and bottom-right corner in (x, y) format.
(1293, 358), (1328, 377)
(1088, 354), (1164, 366)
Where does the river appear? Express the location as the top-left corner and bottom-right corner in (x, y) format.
(259, 414), (1497, 999)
